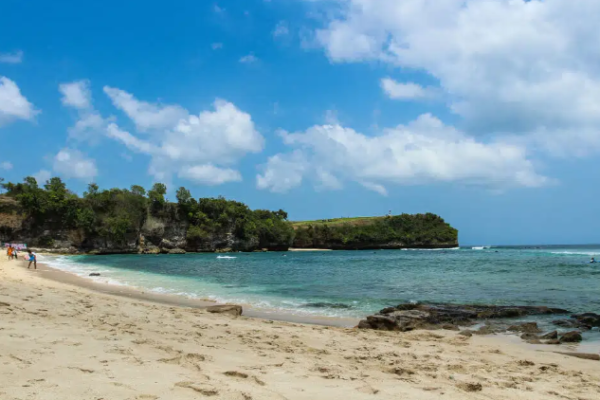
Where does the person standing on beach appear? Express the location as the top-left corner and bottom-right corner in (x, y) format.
(13, 248), (18, 260)
(27, 250), (37, 269)
(7, 246), (13, 260)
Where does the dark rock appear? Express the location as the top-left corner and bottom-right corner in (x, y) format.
(442, 323), (460, 331)
(206, 305), (243, 317)
(89, 273), (101, 277)
(545, 339), (561, 345)
(359, 303), (569, 332)
(540, 331), (558, 340)
(474, 325), (498, 335)
(552, 319), (592, 331)
(559, 331), (583, 343)
(358, 315), (403, 331)
(0, 302), (10, 307)
(571, 313), (600, 328)
(508, 322), (542, 334)
(458, 330), (473, 337)
(520, 333), (542, 344)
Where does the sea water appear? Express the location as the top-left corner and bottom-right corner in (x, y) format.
(41, 245), (600, 342)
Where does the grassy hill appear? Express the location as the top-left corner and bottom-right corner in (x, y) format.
(291, 213), (458, 250)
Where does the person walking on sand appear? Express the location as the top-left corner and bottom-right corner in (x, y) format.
(7, 246), (13, 260)
(27, 250), (37, 269)
(13, 248), (18, 260)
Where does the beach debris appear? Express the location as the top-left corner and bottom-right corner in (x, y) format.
(206, 305), (243, 317)
(557, 352), (600, 361)
(89, 273), (101, 277)
(559, 331), (583, 343)
(458, 330), (473, 337)
(456, 382), (483, 392)
(224, 371), (249, 379)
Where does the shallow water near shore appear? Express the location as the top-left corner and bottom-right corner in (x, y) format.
(42, 245), (600, 345)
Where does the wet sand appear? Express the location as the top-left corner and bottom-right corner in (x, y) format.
(1, 256), (600, 400)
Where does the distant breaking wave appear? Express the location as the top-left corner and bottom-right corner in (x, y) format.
(551, 251), (600, 256)
(217, 256), (237, 259)
(472, 246), (492, 250)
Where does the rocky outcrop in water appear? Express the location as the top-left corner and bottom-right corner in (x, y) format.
(357, 303), (570, 332)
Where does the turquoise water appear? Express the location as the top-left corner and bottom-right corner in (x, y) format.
(43, 246), (600, 322)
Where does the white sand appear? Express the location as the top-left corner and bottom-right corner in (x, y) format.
(1, 256), (599, 400)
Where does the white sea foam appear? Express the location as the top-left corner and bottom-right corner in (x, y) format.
(472, 246), (491, 250)
(217, 256), (237, 259)
(551, 251), (600, 256)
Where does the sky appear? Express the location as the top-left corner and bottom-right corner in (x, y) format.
(1, 0), (600, 246)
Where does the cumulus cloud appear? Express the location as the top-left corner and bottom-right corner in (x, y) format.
(257, 114), (548, 194)
(52, 148), (98, 181)
(103, 89), (263, 184)
(59, 80), (92, 109)
(178, 164), (242, 185)
(381, 78), (437, 100)
(33, 169), (52, 185)
(0, 51), (23, 64)
(103, 86), (188, 132)
(59, 80), (109, 142)
(257, 151), (308, 193)
(310, 0), (600, 154)
(0, 77), (38, 126)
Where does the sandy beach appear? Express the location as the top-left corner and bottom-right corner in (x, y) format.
(1, 257), (599, 400)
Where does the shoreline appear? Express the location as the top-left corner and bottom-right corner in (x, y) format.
(2, 256), (600, 399)
(35, 258), (359, 328)
(35, 255), (600, 353)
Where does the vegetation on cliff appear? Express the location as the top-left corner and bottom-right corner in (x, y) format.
(0, 176), (294, 251)
(0, 176), (458, 252)
(292, 214), (458, 249)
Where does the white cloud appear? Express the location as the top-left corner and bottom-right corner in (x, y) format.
(257, 151), (308, 193)
(0, 51), (23, 64)
(178, 164), (242, 185)
(0, 77), (38, 126)
(1, 161), (13, 171)
(273, 21), (290, 37)
(309, 0), (600, 155)
(59, 80), (110, 142)
(33, 169), (51, 185)
(381, 78), (436, 100)
(211, 42), (223, 50)
(59, 80), (92, 109)
(103, 86), (188, 132)
(257, 114), (548, 194)
(104, 89), (263, 185)
(239, 54), (258, 64)
(52, 148), (98, 181)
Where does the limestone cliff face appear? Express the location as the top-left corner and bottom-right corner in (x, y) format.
(0, 198), (263, 254)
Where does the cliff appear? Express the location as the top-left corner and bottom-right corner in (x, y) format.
(291, 214), (458, 250)
(0, 177), (458, 254)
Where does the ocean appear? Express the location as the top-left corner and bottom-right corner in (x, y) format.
(42, 245), (600, 341)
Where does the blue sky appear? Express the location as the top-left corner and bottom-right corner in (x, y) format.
(1, 0), (600, 246)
